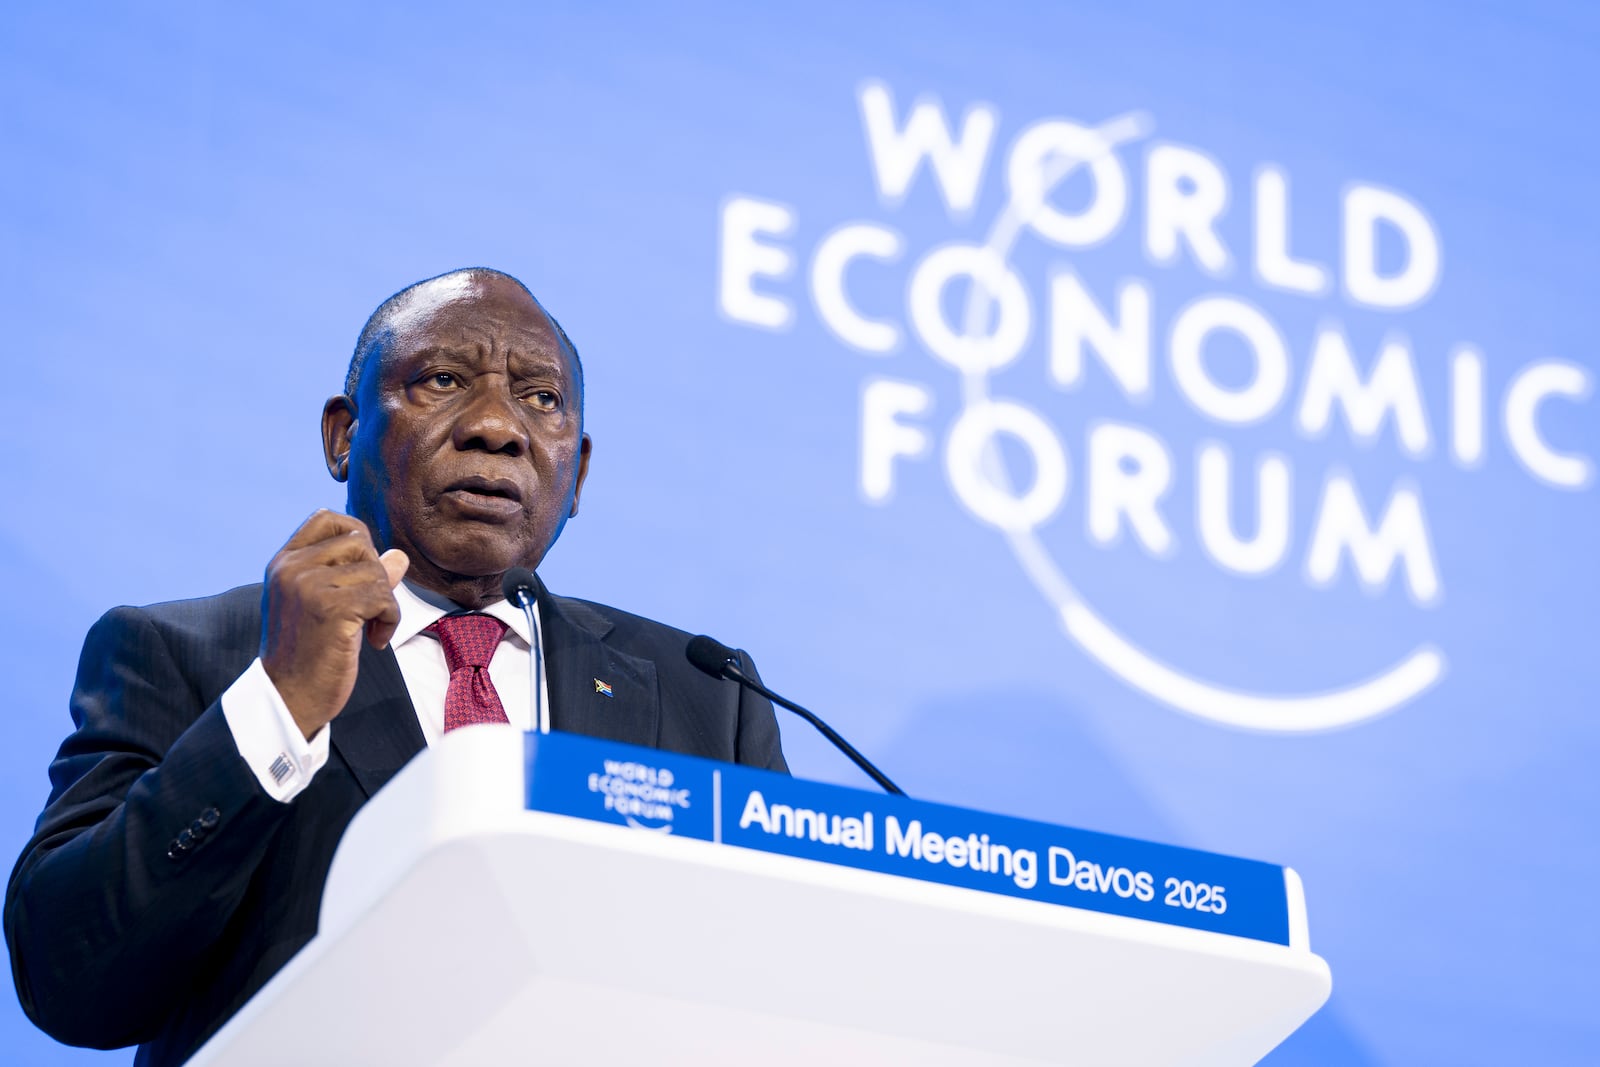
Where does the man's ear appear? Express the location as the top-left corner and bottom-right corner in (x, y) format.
(322, 395), (356, 482)
(568, 433), (593, 517)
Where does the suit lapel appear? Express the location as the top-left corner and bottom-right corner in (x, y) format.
(538, 582), (661, 748)
(330, 640), (428, 798)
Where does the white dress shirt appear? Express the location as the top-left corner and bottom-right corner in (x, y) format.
(220, 580), (549, 803)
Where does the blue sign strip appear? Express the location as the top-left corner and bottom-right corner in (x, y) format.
(525, 732), (1292, 946)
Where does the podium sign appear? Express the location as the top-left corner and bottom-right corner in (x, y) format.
(190, 726), (1331, 1066)
(526, 731), (1297, 946)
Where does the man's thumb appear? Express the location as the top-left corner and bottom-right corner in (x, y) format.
(379, 548), (410, 587)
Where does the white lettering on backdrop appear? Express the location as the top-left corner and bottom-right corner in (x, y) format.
(716, 81), (1592, 731)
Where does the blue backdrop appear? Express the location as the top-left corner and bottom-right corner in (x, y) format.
(3, 3), (1596, 1063)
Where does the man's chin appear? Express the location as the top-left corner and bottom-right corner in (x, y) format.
(416, 532), (539, 583)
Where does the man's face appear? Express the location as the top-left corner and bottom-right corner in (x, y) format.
(323, 275), (592, 593)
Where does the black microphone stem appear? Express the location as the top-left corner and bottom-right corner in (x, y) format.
(501, 568), (548, 734)
(722, 662), (906, 796)
(518, 596), (546, 734)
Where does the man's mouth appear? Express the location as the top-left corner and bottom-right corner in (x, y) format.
(446, 475), (524, 502)
(441, 476), (525, 517)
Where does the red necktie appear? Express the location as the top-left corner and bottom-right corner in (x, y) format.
(424, 614), (510, 731)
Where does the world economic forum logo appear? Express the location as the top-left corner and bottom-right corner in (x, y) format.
(715, 81), (1593, 733)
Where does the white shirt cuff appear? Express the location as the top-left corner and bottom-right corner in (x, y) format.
(220, 658), (332, 803)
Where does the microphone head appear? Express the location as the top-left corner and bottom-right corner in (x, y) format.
(686, 635), (739, 680)
(500, 567), (538, 607)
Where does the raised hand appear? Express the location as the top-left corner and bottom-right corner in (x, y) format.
(260, 510), (409, 739)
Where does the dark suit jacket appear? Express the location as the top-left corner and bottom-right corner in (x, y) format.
(5, 579), (786, 1066)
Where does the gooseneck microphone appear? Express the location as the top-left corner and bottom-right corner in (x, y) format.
(686, 635), (905, 796)
(500, 567), (548, 734)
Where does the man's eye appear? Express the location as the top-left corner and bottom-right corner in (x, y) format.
(528, 390), (560, 410)
(428, 372), (457, 388)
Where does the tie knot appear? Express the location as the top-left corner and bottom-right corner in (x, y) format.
(425, 613), (508, 671)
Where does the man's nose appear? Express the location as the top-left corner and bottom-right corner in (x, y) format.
(452, 383), (529, 456)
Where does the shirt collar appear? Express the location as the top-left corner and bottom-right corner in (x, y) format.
(393, 579), (536, 649)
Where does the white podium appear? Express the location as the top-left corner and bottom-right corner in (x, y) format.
(189, 726), (1330, 1066)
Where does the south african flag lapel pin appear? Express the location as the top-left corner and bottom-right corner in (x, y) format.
(594, 678), (613, 698)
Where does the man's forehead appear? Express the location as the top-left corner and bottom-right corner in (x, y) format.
(346, 270), (584, 401)
(385, 275), (560, 349)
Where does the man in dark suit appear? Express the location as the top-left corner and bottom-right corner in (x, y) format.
(5, 269), (787, 1067)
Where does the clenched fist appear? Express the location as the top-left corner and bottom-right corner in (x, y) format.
(260, 510), (409, 739)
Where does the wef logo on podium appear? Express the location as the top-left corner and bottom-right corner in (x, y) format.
(714, 80), (1593, 733)
(586, 758), (690, 832)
